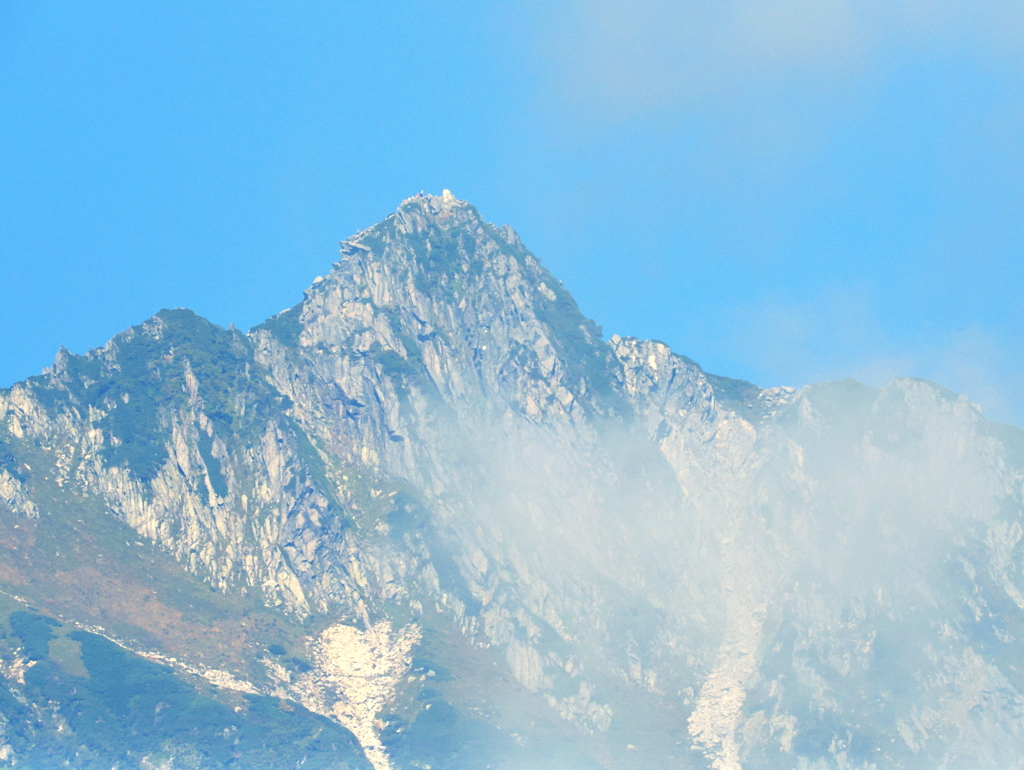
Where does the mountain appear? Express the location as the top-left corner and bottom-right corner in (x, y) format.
(2, 190), (1024, 769)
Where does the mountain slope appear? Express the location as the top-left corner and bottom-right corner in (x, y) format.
(2, 192), (1024, 769)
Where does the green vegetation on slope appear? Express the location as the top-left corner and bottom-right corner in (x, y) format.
(703, 372), (762, 415)
(532, 275), (625, 414)
(251, 301), (305, 348)
(0, 607), (370, 769)
(26, 308), (292, 483)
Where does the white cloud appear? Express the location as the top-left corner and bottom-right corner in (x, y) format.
(725, 288), (1024, 425)
(529, 0), (1024, 120)
(724, 283), (892, 387)
(918, 323), (1024, 425)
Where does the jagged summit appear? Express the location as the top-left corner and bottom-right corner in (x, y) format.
(366, 189), (490, 245)
(398, 188), (460, 209)
(253, 191), (624, 438)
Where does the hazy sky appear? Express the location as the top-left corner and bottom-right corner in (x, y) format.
(3, 1), (1023, 424)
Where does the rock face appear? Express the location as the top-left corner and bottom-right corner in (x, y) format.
(2, 191), (1024, 769)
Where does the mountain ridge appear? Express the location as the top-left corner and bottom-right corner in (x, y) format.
(2, 192), (1024, 769)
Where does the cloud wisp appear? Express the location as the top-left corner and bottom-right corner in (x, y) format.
(530, 0), (1024, 120)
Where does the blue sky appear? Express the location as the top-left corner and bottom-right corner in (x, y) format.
(3, 1), (1023, 424)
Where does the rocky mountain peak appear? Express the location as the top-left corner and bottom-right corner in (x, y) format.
(396, 188), (471, 218)
(253, 192), (620, 439)
(3, 196), (1024, 769)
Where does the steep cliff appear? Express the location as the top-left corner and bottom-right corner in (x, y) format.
(2, 192), (1024, 769)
